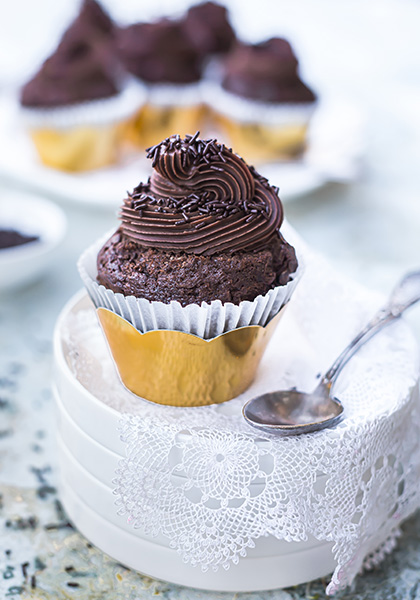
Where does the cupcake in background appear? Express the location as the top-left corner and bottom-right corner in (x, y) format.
(182, 1), (236, 58)
(116, 19), (205, 149)
(206, 38), (317, 163)
(21, 0), (117, 110)
(78, 133), (301, 407)
(20, 0), (146, 172)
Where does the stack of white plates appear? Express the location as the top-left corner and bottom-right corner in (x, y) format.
(53, 291), (336, 592)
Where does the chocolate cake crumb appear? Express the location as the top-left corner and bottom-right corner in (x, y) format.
(97, 230), (297, 306)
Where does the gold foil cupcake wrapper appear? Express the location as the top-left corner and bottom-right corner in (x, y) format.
(214, 115), (308, 162)
(201, 81), (315, 162)
(125, 103), (205, 150)
(21, 80), (147, 171)
(97, 306), (284, 407)
(122, 81), (204, 149)
(29, 124), (121, 172)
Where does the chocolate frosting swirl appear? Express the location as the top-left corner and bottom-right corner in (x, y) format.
(222, 38), (316, 104)
(116, 19), (202, 84)
(120, 133), (284, 256)
(182, 2), (236, 56)
(73, 0), (114, 40)
(21, 0), (118, 107)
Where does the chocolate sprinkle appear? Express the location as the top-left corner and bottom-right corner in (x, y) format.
(21, 562), (29, 579)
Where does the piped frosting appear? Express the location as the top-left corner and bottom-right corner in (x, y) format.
(222, 38), (316, 104)
(20, 0), (118, 107)
(116, 19), (202, 84)
(182, 2), (236, 56)
(120, 133), (284, 256)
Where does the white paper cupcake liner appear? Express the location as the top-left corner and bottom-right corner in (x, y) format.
(20, 78), (147, 130)
(202, 80), (316, 127)
(78, 231), (303, 340)
(146, 82), (202, 108)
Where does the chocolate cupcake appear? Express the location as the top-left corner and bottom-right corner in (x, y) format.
(206, 38), (317, 163)
(182, 2), (236, 57)
(78, 133), (301, 406)
(20, 0), (145, 171)
(80, 132), (300, 326)
(97, 137), (297, 306)
(116, 19), (204, 148)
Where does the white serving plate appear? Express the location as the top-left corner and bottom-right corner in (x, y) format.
(0, 190), (66, 292)
(55, 386), (120, 484)
(54, 291), (126, 455)
(0, 92), (364, 207)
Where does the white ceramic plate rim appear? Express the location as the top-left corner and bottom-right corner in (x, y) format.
(53, 290), (121, 420)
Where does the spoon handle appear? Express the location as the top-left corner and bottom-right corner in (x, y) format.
(322, 270), (420, 387)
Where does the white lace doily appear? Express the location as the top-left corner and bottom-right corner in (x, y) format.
(63, 238), (420, 595)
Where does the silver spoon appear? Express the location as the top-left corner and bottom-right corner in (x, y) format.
(243, 270), (420, 436)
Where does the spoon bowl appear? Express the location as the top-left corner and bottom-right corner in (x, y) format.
(243, 270), (420, 436)
(243, 390), (343, 435)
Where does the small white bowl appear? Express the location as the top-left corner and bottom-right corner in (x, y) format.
(0, 190), (67, 292)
